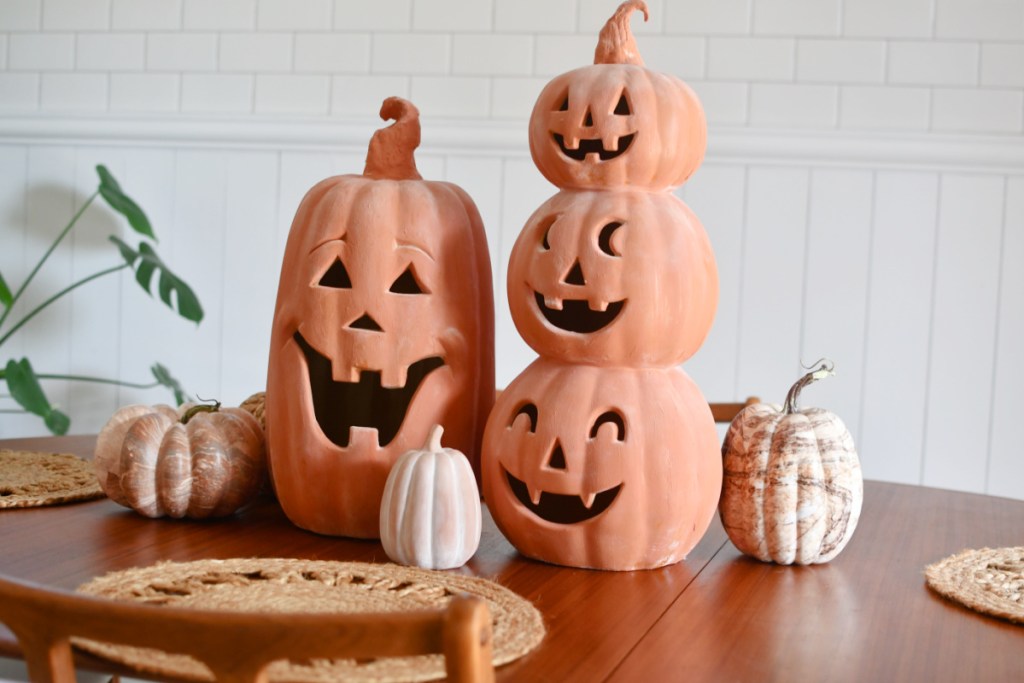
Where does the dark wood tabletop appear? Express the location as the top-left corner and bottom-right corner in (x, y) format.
(1, 435), (1022, 682)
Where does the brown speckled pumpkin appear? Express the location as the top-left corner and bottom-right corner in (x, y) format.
(94, 403), (265, 519)
(719, 363), (863, 565)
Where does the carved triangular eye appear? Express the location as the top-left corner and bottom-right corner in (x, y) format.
(389, 265), (427, 294)
(319, 259), (351, 288)
(557, 93), (569, 111)
(614, 93), (630, 115)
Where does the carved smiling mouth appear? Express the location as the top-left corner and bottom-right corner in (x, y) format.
(553, 133), (635, 162)
(505, 470), (621, 524)
(534, 292), (625, 334)
(294, 332), (443, 448)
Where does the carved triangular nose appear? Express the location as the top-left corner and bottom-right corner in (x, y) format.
(348, 313), (382, 331)
(563, 260), (586, 286)
(583, 107), (594, 127)
(547, 440), (567, 470)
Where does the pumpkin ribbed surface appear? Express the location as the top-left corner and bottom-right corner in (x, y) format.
(380, 430), (481, 570)
(720, 403), (863, 565)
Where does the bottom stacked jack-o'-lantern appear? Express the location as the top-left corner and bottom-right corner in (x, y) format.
(481, 358), (720, 570)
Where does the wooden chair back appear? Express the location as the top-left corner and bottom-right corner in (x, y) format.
(710, 396), (760, 423)
(0, 574), (494, 683)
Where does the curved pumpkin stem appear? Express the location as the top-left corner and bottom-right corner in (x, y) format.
(180, 400), (221, 424)
(424, 424), (445, 452)
(594, 0), (649, 66)
(363, 96), (423, 181)
(783, 360), (835, 415)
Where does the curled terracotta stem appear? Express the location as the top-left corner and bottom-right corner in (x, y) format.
(363, 96), (423, 181)
(782, 359), (835, 415)
(594, 0), (649, 66)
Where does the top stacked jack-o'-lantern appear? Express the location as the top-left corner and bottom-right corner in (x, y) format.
(481, 1), (721, 571)
(529, 0), (706, 193)
(266, 98), (494, 539)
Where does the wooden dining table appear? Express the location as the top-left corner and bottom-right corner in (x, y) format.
(1, 434), (1022, 682)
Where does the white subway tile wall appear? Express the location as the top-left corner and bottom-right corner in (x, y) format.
(0, 0), (1017, 133)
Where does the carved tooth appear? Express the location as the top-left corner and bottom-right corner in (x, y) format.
(585, 152), (601, 164)
(604, 135), (619, 152)
(380, 364), (407, 389)
(581, 492), (597, 509)
(591, 299), (609, 312)
(565, 136), (580, 150)
(528, 485), (543, 506)
(544, 295), (564, 311)
(337, 365), (360, 383)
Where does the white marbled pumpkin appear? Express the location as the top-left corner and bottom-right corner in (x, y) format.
(719, 363), (863, 565)
(380, 425), (482, 570)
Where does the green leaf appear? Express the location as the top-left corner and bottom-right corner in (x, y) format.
(44, 409), (70, 436)
(110, 238), (204, 324)
(96, 165), (156, 241)
(0, 271), (12, 309)
(4, 358), (70, 435)
(151, 363), (188, 405)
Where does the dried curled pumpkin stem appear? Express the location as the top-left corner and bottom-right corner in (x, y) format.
(180, 400), (221, 424)
(782, 359), (835, 415)
(363, 96), (423, 181)
(594, 0), (649, 66)
(424, 423), (445, 452)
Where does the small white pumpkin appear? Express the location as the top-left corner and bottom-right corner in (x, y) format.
(380, 424), (482, 570)
(719, 361), (863, 565)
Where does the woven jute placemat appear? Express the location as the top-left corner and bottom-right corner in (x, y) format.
(925, 547), (1023, 625)
(0, 449), (104, 509)
(75, 558), (545, 682)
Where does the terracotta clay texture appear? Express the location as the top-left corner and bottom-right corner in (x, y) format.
(94, 404), (265, 519)
(507, 189), (718, 366)
(380, 425), (482, 570)
(266, 97), (494, 539)
(719, 371), (864, 565)
(528, 0), (706, 192)
(481, 358), (721, 571)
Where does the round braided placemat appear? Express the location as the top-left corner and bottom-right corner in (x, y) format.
(75, 558), (545, 682)
(0, 449), (104, 508)
(925, 547), (1023, 625)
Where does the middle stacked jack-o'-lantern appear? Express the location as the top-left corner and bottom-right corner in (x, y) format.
(267, 97), (494, 539)
(481, 0), (721, 570)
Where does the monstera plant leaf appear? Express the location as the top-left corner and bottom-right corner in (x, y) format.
(97, 164), (155, 240)
(4, 358), (70, 435)
(110, 237), (203, 324)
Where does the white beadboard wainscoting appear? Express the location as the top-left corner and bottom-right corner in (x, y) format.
(0, 117), (1021, 502)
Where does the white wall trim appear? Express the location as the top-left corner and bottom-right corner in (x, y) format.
(1, 116), (1022, 173)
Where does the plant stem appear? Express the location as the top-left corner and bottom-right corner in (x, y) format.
(32, 373), (161, 389)
(0, 409), (28, 414)
(0, 263), (128, 347)
(0, 190), (99, 332)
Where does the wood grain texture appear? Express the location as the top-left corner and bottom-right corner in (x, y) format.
(3, 436), (1023, 682)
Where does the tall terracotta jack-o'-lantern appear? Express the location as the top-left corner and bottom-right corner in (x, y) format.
(266, 97), (494, 538)
(529, 0), (706, 192)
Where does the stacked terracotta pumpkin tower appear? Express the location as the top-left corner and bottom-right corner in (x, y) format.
(481, 0), (722, 570)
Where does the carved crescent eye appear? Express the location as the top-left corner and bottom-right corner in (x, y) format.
(590, 410), (625, 441)
(536, 214), (559, 251)
(598, 222), (622, 257)
(557, 93), (569, 112)
(389, 265), (427, 294)
(319, 258), (352, 288)
(511, 403), (538, 433)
